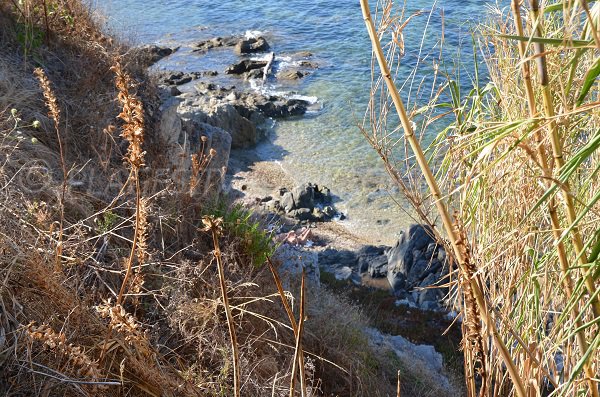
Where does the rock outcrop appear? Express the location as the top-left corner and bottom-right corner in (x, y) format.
(234, 37), (270, 55)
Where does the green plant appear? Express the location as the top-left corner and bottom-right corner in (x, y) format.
(207, 200), (275, 267)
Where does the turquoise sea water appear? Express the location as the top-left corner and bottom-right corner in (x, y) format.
(97, 0), (500, 243)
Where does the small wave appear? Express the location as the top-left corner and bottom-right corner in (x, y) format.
(245, 30), (265, 39)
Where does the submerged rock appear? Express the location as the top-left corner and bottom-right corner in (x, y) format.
(194, 36), (239, 52)
(277, 69), (309, 80)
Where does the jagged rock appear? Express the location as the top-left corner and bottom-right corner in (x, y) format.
(280, 191), (295, 212)
(225, 59), (268, 75)
(368, 255), (388, 278)
(386, 224), (436, 292)
(194, 36), (238, 52)
(133, 44), (178, 67)
(365, 327), (450, 388)
(292, 183), (315, 209)
(335, 266), (353, 281)
(357, 245), (387, 273)
(234, 37), (270, 54)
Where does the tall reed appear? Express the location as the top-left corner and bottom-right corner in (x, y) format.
(360, 0), (600, 395)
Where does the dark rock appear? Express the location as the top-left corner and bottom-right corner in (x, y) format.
(170, 86), (182, 96)
(281, 192), (296, 212)
(225, 59), (268, 75)
(408, 259), (430, 285)
(133, 44), (178, 67)
(245, 68), (264, 80)
(234, 37), (270, 54)
(386, 224), (436, 293)
(292, 183), (316, 209)
(298, 60), (319, 68)
(368, 255), (388, 278)
(322, 206), (335, 218)
(289, 208), (312, 221)
(194, 36), (238, 52)
(357, 245), (387, 273)
(157, 71), (203, 86)
(318, 249), (357, 269)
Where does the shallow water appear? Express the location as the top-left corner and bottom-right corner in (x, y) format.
(97, 0), (500, 243)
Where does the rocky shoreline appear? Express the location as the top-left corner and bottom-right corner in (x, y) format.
(141, 33), (453, 311)
(140, 34), (458, 386)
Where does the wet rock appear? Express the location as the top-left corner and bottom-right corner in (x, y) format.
(132, 44), (178, 67)
(194, 36), (238, 52)
(169, 86), (182, 96)
(277, 69), (308, 80)
(234, 37), (270, 54)
(157, 71), (204, 86)
(225, 59), (268, 75)
(298, 60), (319, 68)
(245, 68), (264, 80)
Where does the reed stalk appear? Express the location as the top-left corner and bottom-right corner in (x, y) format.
(529, 0), (600, 320)
(359, 1), (527, 396)
(512, 2), (599, 395)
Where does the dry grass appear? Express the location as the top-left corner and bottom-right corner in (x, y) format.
(0, 1), (428, 396)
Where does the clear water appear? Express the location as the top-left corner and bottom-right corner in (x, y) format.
(96, 0), (500, 244)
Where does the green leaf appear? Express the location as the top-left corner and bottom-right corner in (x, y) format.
(498, 34), (593, 47)
(577, 57), (600, 106)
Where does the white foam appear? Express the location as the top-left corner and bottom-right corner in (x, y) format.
(245, 30), (265, 39)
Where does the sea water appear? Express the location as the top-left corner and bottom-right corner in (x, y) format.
(96, 0), (502, 243)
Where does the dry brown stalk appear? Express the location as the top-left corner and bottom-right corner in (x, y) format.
(203, 215), (241, 397)
(34, 67), (67, 273)
(289, 268), (307, 397)
(27, 322), (102, 381)
(267, 257), (309, 396)
(111, 59), (147, 307)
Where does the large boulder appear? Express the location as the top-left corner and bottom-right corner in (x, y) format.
(234, 37), (270, 55)
(386, 224), (436, 291)
(177, 97), (262, 149)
